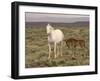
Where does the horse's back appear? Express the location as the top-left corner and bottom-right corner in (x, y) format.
(51, 29), (64, 43)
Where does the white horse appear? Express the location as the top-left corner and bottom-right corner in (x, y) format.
(46, 24), (64, 59)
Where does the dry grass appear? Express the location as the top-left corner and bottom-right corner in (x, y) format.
(25, 25), (89, 68)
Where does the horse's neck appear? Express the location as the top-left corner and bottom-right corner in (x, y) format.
(48, 33), (52, 39)
(48, 30), (54, 42)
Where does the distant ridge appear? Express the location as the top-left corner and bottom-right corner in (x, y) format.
(25, 21), (89, 28)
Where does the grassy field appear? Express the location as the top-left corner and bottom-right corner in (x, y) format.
(25, 23), (89, 68)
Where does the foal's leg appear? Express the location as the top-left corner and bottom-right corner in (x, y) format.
(54, 42), (57, 58)
(48, 43), (51, 59)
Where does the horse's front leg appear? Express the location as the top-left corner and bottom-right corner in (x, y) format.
(54, 42), (57, 58)
(48, 43), (51, 59)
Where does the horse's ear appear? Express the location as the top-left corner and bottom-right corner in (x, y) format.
(47, 24), (54, 30)
(47, 24), (51, 27)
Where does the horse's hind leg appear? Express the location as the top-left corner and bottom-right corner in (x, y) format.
(56, 44), (59, 57)
(60, 41), (63, 57)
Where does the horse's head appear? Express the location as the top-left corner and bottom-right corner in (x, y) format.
(46, 24), (54, 35)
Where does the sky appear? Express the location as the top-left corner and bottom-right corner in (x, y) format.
(25, 12), (89, 23)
